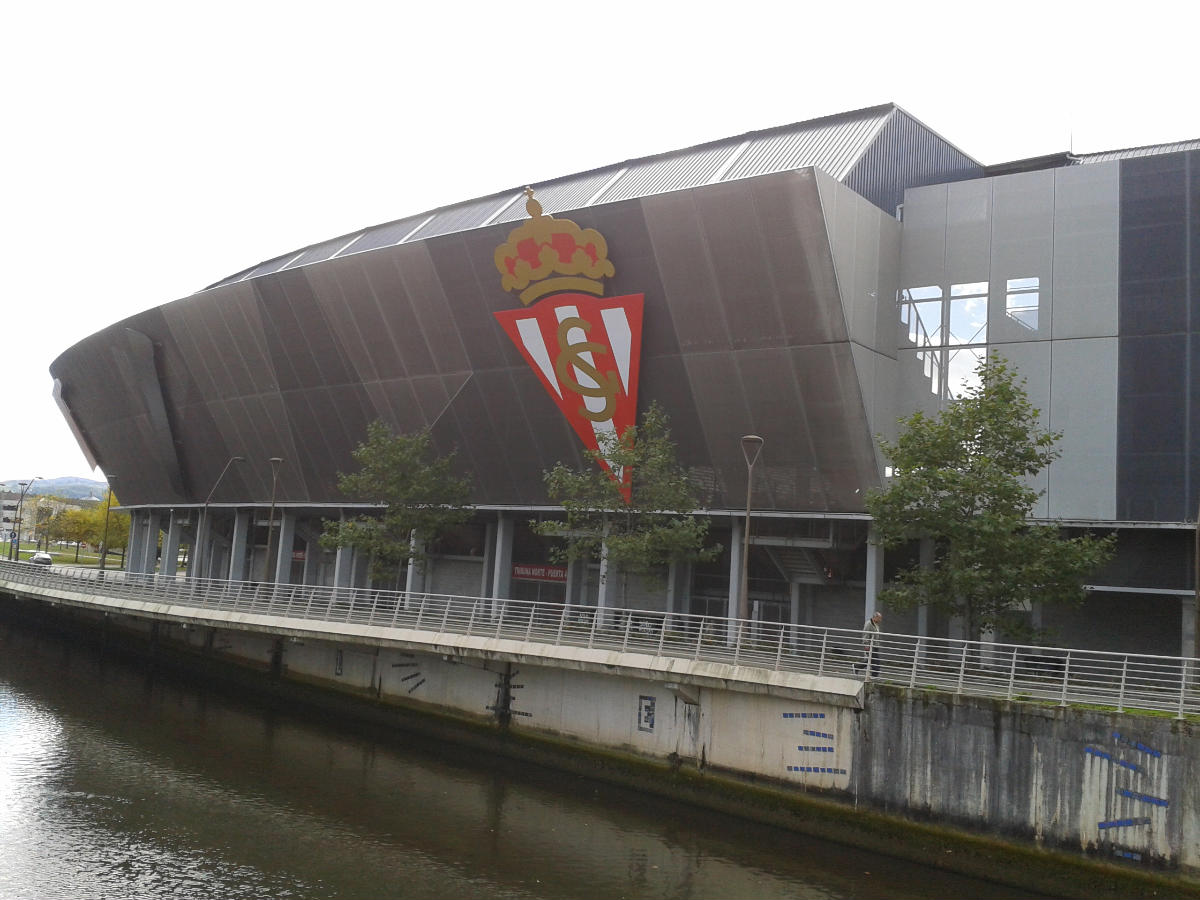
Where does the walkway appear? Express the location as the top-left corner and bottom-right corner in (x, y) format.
(0, 560), (1195, 717)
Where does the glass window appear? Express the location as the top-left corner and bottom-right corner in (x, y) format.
(946, 347), (986, 399)
(950, 281), (988, 298)
(898, 287), (943, 347)
(1005, 276), (1040, 331)
(948, 296), (988, 345)
(900, 284), (989, 402)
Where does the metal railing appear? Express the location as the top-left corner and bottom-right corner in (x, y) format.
(1, 559), (1196, 717)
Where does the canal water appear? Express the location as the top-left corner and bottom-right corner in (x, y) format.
(0, 619), (1048, 899)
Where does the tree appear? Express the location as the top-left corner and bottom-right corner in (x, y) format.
(866, 352), (1113, 641)
(321, 421), (472, 580)
(92, 490), (129, 564)
(60, 509), (96, 562)
(532, 402), (718, 585)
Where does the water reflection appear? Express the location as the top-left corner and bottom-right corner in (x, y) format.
(0, 620), (1044, 899)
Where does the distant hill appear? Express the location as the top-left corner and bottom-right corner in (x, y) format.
(1, 477), (107, 500)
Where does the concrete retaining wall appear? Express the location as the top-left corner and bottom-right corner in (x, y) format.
(17, 602), (1200, 876)
(856, 689), (1198, 867)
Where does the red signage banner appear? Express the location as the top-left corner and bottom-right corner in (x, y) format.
(511, 563), (568, 583)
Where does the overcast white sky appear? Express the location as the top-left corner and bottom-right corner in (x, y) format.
(4, 0), (1197, 483)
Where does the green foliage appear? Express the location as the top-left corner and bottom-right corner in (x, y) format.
(866, 352), (1114, 640)
(94, 491), (129, 552)
(533, 402), (719, 581)
(321, 421), (472, 579)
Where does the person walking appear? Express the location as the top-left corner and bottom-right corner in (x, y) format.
(860, 611), (883, 678)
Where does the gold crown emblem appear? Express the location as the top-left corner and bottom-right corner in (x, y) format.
(494, 188), (615, 305)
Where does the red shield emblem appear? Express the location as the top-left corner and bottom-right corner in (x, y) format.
(495, 293), (644, 499)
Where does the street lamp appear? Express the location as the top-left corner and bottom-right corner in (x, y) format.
(197, 456), (244, 580)
(99, 476), (116, 571)
(264, 457), (283, 582)
(11, 476), (42, 561)
(738, 436), (764, 622)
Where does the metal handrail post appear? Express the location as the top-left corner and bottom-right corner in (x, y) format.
(438, 597), (452, 635)
(774, 623), (786, 670)
(1059, 652), (1072, 707)
(525, 604), (536, 642)
(415, 594), (427, 629)
(587, 606), (599, 649)
(1006, 646), (1018, 700)
(733, 620), (743, 666)
(494, 601), (506, 639)
(466, 599), (479, 636)
(910, 637), (922, 689)
(817, 630), (828, 677)
(1178, 660), (1189, 720)
(956, 643), (968, 694)
(656, 612), (667, 658)
(621, 610), (633, 652)
(1117, 655), (1128, 713)
(555, 603), (568, 645)
(693, 618), (705, 660)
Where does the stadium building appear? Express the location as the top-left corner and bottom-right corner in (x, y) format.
(49, 103), (1200, 657)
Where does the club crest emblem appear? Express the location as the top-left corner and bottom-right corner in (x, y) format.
(494, 189), (643, 500)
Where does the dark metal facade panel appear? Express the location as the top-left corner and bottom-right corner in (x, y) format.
(597, 145), (736, 204)
(843, 108), (983, 216)
(52, 170), (882, 512)
(722, 113), (888, 183)
(1117, 150), (1200, 522)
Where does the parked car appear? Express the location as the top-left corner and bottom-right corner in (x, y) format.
(29, 551), (52, 565)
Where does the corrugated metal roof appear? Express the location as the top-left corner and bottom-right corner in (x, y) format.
(722, 110), (890, 182)
(338, 214), (428, 256)
(406, 194), (516, 242)
(197, 103), (992, 292)
(493, 171), (616, 223)
(1073, 138), (1200, 164)
(598, 144), (737, 203)
(283, 233), (361, 270)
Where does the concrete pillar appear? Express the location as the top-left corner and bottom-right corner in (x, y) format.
(727, 518), (744, 621)
(273, 511), (296, 584)
(332, 544), (354, 589)
(668, 559), (692, 616)
(1182, 595), (1197, 663)
(229, 510), (250, 582)
(405, 535), (425, 595)
(192, 509), (211, 579)
(162, 511), (183, 577)
(917, 538), (934, 637)
(491, 513), (514, 601)
(726, 518), (744, 644)
(565, 556), (580, 607)
(302, 534), (319, 585)
(864, 523), (883, 624)
(126, 513), (145, 574)
(140, 510), (160, 574)
(596, 540), (611, 614)
(480, 519), (496, 598)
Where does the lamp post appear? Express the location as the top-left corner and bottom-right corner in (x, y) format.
(99, 476), (116, 571)
(12, 476), (42, 561)
(739, 436), (764, 622)
(197, 456), (244, 580)
(264, 457), (283, 583)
